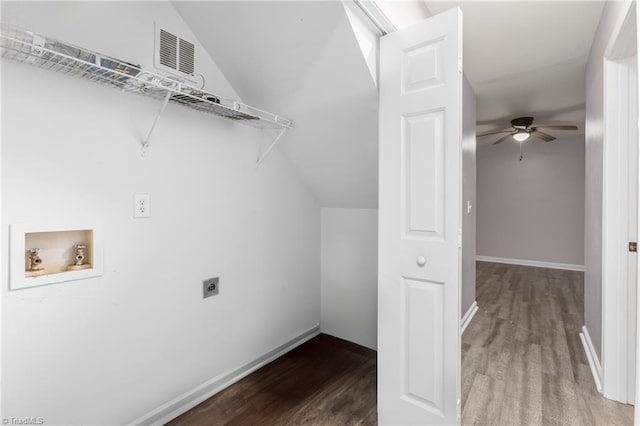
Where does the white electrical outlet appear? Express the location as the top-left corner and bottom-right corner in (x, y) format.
(134, 194), (151, 218)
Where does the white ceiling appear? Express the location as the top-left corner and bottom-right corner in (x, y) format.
(426, 1), (604, 142)
(174, 1), (379, 207)
(174, 1), (605, 207)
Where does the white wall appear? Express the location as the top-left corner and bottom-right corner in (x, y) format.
(174, 1), (380, 209)
(320, 208), (377, 350)
(1, 2), (320, 424)
(477, 134), (585, 267)
(319, 80), (476, 341)
(585, 0), (634, 359)
(462, 78), (477, 317)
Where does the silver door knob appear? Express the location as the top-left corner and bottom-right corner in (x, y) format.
(416, 256), (427, 266)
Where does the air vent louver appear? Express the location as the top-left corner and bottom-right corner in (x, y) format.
(159, 29), (177, 70)
(156, 27), (194, 76)
(178, 38), (194, 74)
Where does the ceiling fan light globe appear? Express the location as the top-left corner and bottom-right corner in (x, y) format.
(513, 132), (530, 142)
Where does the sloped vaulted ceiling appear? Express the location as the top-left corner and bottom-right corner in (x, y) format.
(173, 1), (379, 207)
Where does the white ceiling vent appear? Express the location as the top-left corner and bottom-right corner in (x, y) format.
(155, 24), (195, 77)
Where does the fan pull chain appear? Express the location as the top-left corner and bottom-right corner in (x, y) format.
(519, 141), (523, 161)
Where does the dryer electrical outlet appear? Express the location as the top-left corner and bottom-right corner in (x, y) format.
(134, 194), (151, 218)
(203, 277), (219, 298)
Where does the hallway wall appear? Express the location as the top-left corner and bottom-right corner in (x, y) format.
(462, 78), (477, 317)
(477, 134), (585, 268)
(584, 0), (635, 359)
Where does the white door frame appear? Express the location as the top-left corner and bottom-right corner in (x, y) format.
(634, 0), (640, 425)
(602, 0), (638, 405)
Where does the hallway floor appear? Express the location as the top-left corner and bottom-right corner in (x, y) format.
(462, 261), (634, 425)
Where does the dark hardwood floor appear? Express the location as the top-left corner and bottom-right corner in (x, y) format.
(168, 334), (377, 426)
(462, 261), (634, 425)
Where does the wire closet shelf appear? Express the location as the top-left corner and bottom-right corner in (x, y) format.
(0, 24), (293, 131)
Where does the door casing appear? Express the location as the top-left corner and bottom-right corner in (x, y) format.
(602, 1), (638, 405)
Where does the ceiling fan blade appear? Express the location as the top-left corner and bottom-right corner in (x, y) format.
(477, 129), (513, 137)
(531, 130), (556, 142)
(493, 133), (515, 145)
(532, 125), (578, 131)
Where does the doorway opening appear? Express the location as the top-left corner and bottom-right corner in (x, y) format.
(464, 2), (638, 424)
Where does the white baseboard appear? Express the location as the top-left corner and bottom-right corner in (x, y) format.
(461, 301), (479, 334)
(128, 324), (321, 426)
(580, 325), (603, 393)
(476, 255), (584, 272)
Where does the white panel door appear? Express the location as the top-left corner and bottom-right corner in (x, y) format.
(378, 7), (463, 425)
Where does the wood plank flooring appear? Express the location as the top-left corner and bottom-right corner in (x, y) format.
(168, 334), (377, 426)
(462, 261), (634, 425)
(170, 261), (633, 425)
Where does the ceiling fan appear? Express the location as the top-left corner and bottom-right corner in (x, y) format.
(477, 117), (578, 144)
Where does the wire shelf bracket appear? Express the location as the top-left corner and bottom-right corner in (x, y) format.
(257, 128), (288, 165)
(142, 87), (174, 151)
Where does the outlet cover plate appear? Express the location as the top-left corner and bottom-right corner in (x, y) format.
(134, 193), (151, 218)
(203, 277), (219, 298)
